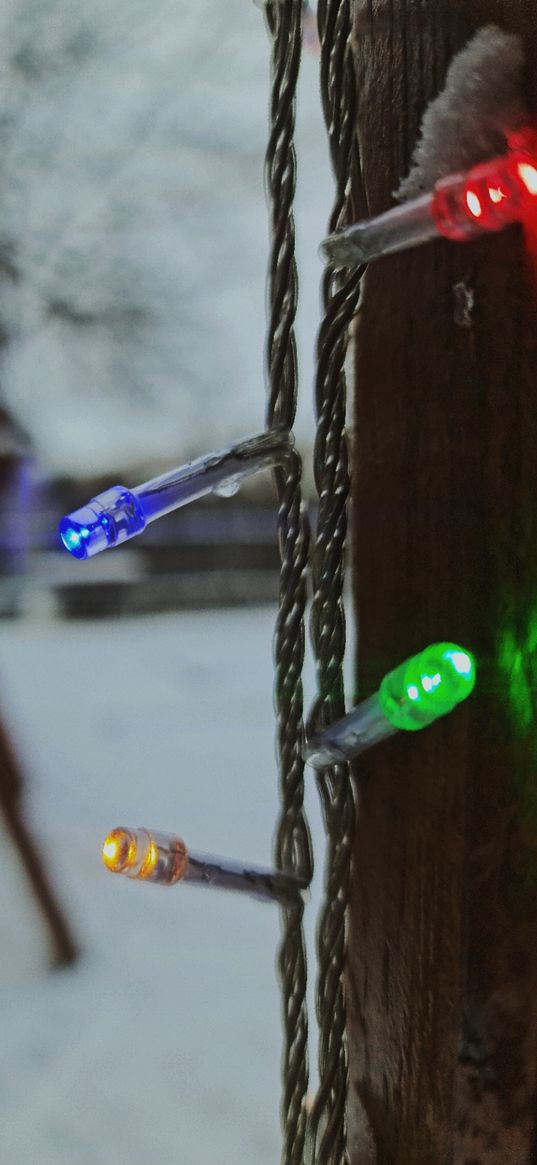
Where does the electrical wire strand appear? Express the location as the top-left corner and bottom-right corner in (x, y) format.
(264, 4), (314, 1165)
(307, 1), (367, 1162)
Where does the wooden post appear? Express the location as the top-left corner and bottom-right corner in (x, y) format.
(348, 3), (537, 1162)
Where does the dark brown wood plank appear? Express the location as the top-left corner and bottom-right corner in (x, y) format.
(348, 2), (537, 1162)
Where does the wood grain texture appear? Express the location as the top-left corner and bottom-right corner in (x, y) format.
(348, 2), (537, 1162)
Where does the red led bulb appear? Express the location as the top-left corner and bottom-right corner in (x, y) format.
(322, 129), (537, 266)
(433, 148), (537, 241)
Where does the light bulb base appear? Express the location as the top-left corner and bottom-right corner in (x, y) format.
(305, 693), (396, 766)
(321, 193), (438, 266)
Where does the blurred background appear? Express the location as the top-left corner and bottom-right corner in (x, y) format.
(0, 1), (340, 1163)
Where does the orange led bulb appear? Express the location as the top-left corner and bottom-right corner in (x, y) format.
(102, 826), (309, 906)
(102, 828), (188, 885)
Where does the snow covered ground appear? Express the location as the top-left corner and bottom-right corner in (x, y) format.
(0, 607), (328, 1165)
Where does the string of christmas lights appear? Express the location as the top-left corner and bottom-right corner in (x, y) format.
(55, 17), (515, 1165)
(102, 827), (308, 907)
(322, 133), (537, 266)
(305, 642), (476, 766)
(59, 429), (291, 559)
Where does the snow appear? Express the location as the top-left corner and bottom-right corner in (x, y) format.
(0, 8), (337, 1150)
(0, 607), (328, 1165)
(0, 0), (333, 476)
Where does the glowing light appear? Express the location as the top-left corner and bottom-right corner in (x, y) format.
(488, 186), (506, 204)
(465, 190), (483, 218)
(497, 614), (537, 830)
(102, 827), (187, 885)
(379, 642), (476, 732)
(139, 841), (158, 879)
(448, 650), (473, 676)
(102, 837), (119, 863)
(101, 830), (131, 874)
(518, 162), (537, 196)
(498, 615), (537, 737)
(436, 149), (537, 239)
(60, 524), (91, 558)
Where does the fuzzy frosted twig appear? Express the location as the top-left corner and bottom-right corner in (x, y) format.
(398, 25), (526, 200)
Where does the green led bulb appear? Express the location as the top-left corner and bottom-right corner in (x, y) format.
(304, 641), (477, 767)
(379, 642), (476, 732)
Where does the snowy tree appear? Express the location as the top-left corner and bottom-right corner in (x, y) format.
(0, 0), (330, 477)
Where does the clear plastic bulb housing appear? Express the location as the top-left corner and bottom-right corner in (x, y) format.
(102, 827), (188, 885)
(102, 826), (308, 906)
(60, 429), (292, 559)
(321, 132), (537, 266)
(305, 642), (476, 766)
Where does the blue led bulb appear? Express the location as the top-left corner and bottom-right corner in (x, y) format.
(60, 429), (292, 559)
(59, 487), (146, 560)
